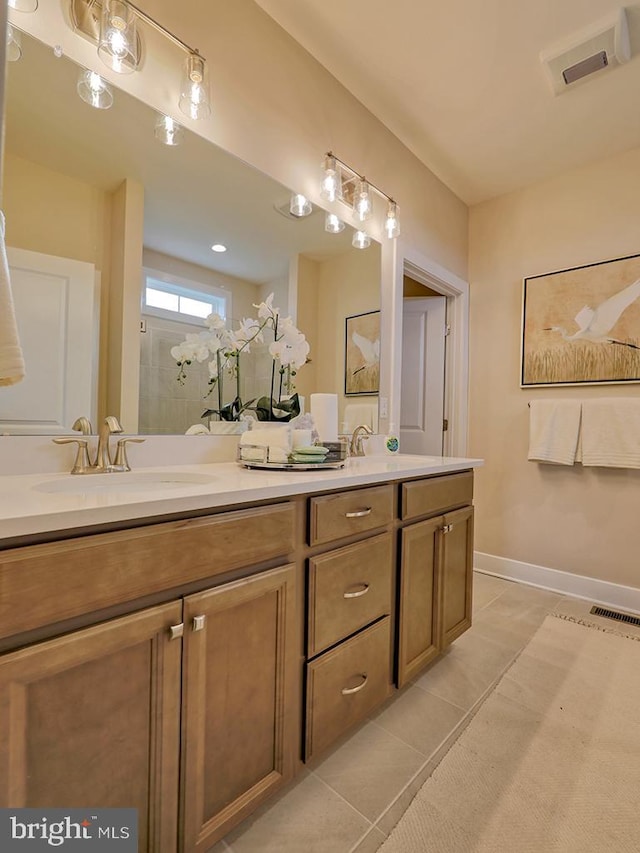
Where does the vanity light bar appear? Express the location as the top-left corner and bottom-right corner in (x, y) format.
(70, 0), (211, 119)
(323, 151), (400, 239)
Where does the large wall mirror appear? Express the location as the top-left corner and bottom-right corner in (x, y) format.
(0, 29), (381, 436)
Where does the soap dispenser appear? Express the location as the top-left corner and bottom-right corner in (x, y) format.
(384, 423), (399, 454)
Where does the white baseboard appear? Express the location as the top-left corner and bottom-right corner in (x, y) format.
(474, 551), (640, 616)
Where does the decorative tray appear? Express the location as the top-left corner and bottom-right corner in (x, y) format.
(238, 459), (345, 471)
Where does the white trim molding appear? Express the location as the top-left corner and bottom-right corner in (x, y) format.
(475, 551), (640, 615)
(399, 245), (470, 457)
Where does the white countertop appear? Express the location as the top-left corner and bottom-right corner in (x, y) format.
(0, 455), (483, 542)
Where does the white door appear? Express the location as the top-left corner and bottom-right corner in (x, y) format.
(400, 297), (446, 455)
(0, 248), (99, 434)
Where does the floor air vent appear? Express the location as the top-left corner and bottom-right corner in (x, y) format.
(590, 606), (640, 627)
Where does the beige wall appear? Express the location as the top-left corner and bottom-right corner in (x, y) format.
(310, 245), (381, 428)
(3, 151), (114, 419)
(469, 145), (640, 588)
(3, 152), (109, 267)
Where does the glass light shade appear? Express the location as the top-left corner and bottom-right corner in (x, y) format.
(77, 69), (114, 110)
(320, 154), (340, 202)
(6, 25), (22, 62)
(8, 0), (38, 11)
(352, 230), (371, 250)
(353, 178), (373, 222)
(179, 53), (211, 120)
(325, 212), (345, 234)
(155, 113), (183, 146)
(98, 0), (138, 74)
(290, 193), (312, 217)
(385, 201), (401, 239)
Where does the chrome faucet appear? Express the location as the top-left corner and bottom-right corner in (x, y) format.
(93, 415), (123, 472)
(349, 424), (373, 457)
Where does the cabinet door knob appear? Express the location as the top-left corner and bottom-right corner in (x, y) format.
(343, 583), (370, 599)
(341, 673), (368, 695)
(344, 507), (372, 519)
(441, 524), (453, 534)
(169, 623), (184, 640)
(192, 615), (206, 632)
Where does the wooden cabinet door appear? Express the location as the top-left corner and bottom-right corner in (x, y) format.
(440, 505), (474, 647)
(397, 516), (443, 688)
(0, 602), (183, 853)
(180, 564), (297, 853)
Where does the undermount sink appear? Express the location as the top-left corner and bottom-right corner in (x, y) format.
(34, 471), (217, 495)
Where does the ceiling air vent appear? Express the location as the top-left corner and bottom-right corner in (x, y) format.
(540, 8), (630, 95)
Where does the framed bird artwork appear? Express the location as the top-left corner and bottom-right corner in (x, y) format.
(345, 310), (380, 395)
(521, 253), (640, 386)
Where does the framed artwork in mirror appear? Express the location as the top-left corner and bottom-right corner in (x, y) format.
(345, 310), (380, 395)
(521, 253), (640, 387)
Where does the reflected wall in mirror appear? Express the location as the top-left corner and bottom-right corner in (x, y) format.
(0, 30), (381, 436)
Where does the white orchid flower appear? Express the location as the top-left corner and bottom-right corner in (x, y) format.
(233, 317), (264, 351)
(205, 312), (226, 331)
(253, 292), (279, 321)
(269, 335), (310, 369)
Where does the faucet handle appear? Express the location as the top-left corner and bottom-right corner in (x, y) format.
(104, 415), (123, 434)
(112, 437), (145, 472)
(53, 437), (92, 474)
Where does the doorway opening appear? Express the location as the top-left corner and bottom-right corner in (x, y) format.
(400, 255), (469, 457)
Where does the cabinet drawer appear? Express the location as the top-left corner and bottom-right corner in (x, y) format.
(305, 617), (392, 760)
(0, 502), (296, 641)
(401, 471), (473, 521)
(309, 485), (394, 546)
(308, 533), (393, 657)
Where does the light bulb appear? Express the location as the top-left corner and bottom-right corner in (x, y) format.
(155, 114), (183, 146)
(8, 0), (38, 11)
(320, 154), (340, 202)
(290, 193), (312, 217)
(325, 213), (345, 234)
(77, 69), (114, 110)
(179, 53), (211, 120)
(353, 178), (372, 222)
(6, 25), (22, 62)
(352, 230), (371, 250)
(385, 201), (401, 239)
(98, 0), (138, 74)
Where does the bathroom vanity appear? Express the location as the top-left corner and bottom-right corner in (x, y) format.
(0, 455), (480, 852)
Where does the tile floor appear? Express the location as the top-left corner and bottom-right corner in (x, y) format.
(214, 572), (605, 853)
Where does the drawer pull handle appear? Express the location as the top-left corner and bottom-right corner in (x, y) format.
(341, 674), (368, 695)
(345, 507), (372, 519)
(343, 584), (370, 599)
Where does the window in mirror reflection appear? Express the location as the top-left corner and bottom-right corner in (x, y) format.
(143, 270), (229, 324)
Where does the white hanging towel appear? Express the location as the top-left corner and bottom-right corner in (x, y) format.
(0, 212), (25, 386)
(527, 399), (582, 465)
(581, 399), (640, 469)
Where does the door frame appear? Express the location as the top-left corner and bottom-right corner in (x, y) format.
(380, 240), (469, 457)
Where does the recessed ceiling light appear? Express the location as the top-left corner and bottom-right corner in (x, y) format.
(211, 244), (227, 253)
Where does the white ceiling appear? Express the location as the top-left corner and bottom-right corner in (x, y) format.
(255, 0), (640, 204)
